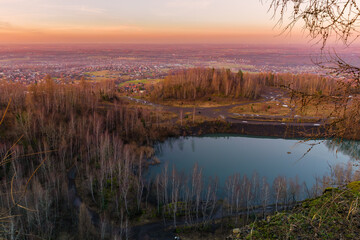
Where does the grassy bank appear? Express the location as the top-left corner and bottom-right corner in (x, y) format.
(229, 182), (360, 239)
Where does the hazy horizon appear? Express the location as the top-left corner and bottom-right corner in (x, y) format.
(0, 0), (309, 44)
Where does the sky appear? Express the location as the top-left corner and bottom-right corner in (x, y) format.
(0, 0), (306, 44)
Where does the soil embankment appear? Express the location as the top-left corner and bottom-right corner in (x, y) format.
(181, 120), (324, 139)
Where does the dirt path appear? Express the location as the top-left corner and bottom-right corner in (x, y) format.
(123, 89), (324, 128)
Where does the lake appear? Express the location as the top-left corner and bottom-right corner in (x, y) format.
(150, 134), (357, 191)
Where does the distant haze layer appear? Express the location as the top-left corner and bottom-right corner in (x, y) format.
(0, 0), (307, 44)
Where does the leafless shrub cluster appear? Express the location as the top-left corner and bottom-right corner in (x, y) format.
(265, 0), (360, 141)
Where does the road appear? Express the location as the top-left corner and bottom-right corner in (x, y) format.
(123, 90), (324, 128)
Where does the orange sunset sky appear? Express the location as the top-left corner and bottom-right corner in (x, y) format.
(0, 0), (306, 44)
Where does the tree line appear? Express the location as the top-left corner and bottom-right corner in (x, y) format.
(150, 68), (340, 102)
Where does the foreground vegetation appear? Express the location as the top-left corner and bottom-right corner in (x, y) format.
(229, 181), (360, 239)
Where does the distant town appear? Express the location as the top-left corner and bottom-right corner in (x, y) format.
(1, 44), (358, 85)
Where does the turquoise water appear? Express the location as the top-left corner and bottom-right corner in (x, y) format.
(150, 135), (356, 188)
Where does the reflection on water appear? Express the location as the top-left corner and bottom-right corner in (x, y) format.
(151, 135), (356, 190)
(148, 135), (360, 225)
(325, 140), (360, 162)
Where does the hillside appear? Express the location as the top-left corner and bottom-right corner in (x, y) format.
(228, 182), (360, 239)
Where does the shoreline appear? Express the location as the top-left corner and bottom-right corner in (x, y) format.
(179, 120), (325, 139)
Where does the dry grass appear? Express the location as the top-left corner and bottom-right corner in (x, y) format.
(83, 70), (123, 82)
(119, 78), (162, 87)
(295, 101), (336, 118)
(176, 114), (213, 125)
(154, 98), (252, 108)
(149, 110), (178, 122)
(229, 101), (291, 116)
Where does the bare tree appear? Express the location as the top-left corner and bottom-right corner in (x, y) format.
(136, 152), (144, 211)
(288, 176), (301, 204)
(193, 164), (203, 221)
(79, 203), (93, 239)
(225, 174), (239, 216)
(171, 167), (180, 227)
(260, 177), (270, 218)
(265, 0), (360, 140)
(266, 0), (360, 47)
(273, 176), (287, 212)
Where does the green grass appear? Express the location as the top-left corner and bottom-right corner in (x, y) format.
(85, 70), (110, 76)
(233, 183), (360, 239)
(206, 63), (256, 70)
(119, 78), (162, 87)
(83, 70), (124, 82)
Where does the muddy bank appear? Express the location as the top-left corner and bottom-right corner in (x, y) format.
(180, 120), (325, 139)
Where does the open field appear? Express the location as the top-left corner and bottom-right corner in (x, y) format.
(295, 101), (337, 118)
(84, 70), (123, 81)
(229, 101), (291, 116)
(119, 78), (162, 87)
(156, 98), (253, 108)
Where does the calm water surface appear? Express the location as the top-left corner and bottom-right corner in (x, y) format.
(150, 134), (357, 188)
